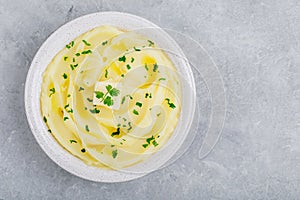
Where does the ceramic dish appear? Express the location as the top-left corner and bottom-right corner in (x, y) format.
(25, 12), (196, 182)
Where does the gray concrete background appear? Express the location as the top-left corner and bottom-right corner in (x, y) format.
(1, 0), (300, 199)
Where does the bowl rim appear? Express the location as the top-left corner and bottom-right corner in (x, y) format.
(25, 11), (196, 182)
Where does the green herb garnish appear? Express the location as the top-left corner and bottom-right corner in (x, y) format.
(63, 56), (68, 61)
(66, 41), (74, 49)
(48, 129), (52, 133)
(152, 140), (159, 147)
(102, 40), (108, 46)
(82, 40), (91, 46)
(87, 97), (93, 102)
(145, 92), (152, 98)
(135, 102), (142, 107)
(95, 91), (104, 99)
(79, 87), (84, 91)
(104, 96), (113, 106)
(75, 52), (80, 56)
(81, 148), (86, 153)
(121, 74), (124, 78)
(142, 144), (148, 148)
(70, 63), (78, 70)
(111, 127), (120, 137)
(159, 78), (166, 81)
(64, 117), (68, 121)
(131, 57), (134, 63)
(121, 96), (126, 104)
(126, 64), (131, 70)
(165, 98), (176, 109)
(72, 58), (75, 63)
(148, 40), (154, 46)
(118, 55), (126, 62)
(153, 63), (158, 72)
(85, 125), (90, 132)
(105, 69), (108, 78)
(81, 50), (92, 54)
(43, 116), (47, 123)
(112, 149), (118, 159)
(69, 140), (77, 144)
(127, 122), (132, 131)
(133, 46), (141, 51)
(63, 73), (68, 79)
(145, 64), (149, 71)
(49, 88), (55, 97)
(146, 136), (154, 144)
(133, 109), (139, 115)
(90, 108), (100, 114)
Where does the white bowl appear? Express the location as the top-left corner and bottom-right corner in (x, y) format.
(25, 12), (196, 182)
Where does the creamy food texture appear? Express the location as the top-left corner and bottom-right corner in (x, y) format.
(41, 25), (181, 169)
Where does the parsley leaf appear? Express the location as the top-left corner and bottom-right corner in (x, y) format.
(104, 96), (113, 106)
(126, 64), (131, 70)
(69, 140), (77, 144)
(102, 40), (108, 46)
(109, 88), (120, 97)
(165, 98), (176, 109)
(131, 57), (134, 63)
(153, 63), (158, 72)
(142, 144), (149, 148)
(63, 73), (68, 79)
(152, 140), (159, 147)
(63, 56), (68, 61)
(145, 64), (149, 71)
(111, 127), (120, 137)
(63, 117), (68, 121)
(133, 109), (139, 115)
(148, 40), (154, 46)
(106, 85), (113, 92)
(85, 125), (90, 132)
(82, 40), (91, 46)
(118, 55), (126, 62)
(112, 149), (118, 159)
(146, 136), (155, 144)
(43, 116), (47, 123)
(49, 88), (55, 97)
(81, 148), (86, 153)
(159, 78), (166, 81)
(81, 50), (92, 54)
(89, 108), (100, 114)
(87, 97), (93, 102)
(135, 102), (142, 107)
(95, 91), (104, 99)
(105, 69), (108, 78)
(133, 46), (141, 51)
(79, 87), (84, 91)
(75, 52), (80, 56)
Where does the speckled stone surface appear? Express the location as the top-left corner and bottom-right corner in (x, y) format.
(1, 0), (300, 199)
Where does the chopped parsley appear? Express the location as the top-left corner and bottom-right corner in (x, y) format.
(67, 94), (71, 98)
(118, 55), (126, 62)
(152, 140), (159, 147)
(133, 46), (141, 51)
(75, 52), (80, 56)
(63, 73), (68, 79)
(121, 96), (126, 104)
(103, 96), (113, 106)
(81, 148), (86, 153)
(121, 74), (124, 78)
(85, 125), (90, 132)
(127, 122), (132, 131)
(87, 97), (93, 102)
(133, 109), (139, 115)
(63, 56), (68, 61)
(70, 64), (78, 70)
(69, 140), (77, 144)
(63, 117), (68, 121)
(159, 78), (166, 81)
(131, 57), (134, 63)
(102, 40), (108, 46)
(145, 64), (149, 71)
(148, 40), (154, 46)
(43, 116), (47, 123)
(79, 87), (84, 91)
(82, 40), (91, 46)
(49, 88), (55, 97)
(135, 102), (142, 107)
(153, 63), (158, 72)
(146, 136), (155, 144)
(165, 98), (176, 109)
(64, 104), (73, 113)
(145, 93), (152, 98)
(105, 69), (108, 78)
(72, 58), (75, 62)
(102, 40), (107, 46)
(48, 129), (52, 133)
(112, 149), (118, 159)
(111, 127), (120, 137)
(126, 64), (131, 70)
(66, 41), (74, 49)
(81, 50), (92, 54)
(142, 144), (148, 148)
(95, 91), (104, 99)
(89, 108), (100, 114)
